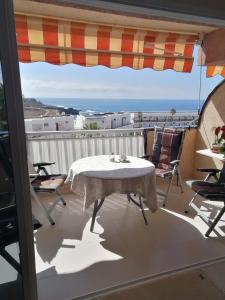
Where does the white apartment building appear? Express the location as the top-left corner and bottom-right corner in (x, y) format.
(133, 111), (198, 128)
(24, 115), (75, 132)
(84, 112), (131, 129)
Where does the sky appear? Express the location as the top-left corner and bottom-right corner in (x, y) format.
(19, 47), (223, 101)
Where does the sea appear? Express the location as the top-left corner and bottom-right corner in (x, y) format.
(38, 98), (202, 114)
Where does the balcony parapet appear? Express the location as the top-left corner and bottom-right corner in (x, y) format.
(26, 128), (144, 141)
(26, 128), (146, 174)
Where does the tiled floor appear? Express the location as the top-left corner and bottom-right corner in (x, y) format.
(97, 268), (225, 300)
(33, 181), (225, 300)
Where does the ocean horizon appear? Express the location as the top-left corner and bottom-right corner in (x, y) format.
(38, 98), (203, 114)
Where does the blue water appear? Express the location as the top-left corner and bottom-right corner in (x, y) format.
(38, 98), (202, 114)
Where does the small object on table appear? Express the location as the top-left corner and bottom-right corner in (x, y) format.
(119, 154), (127, 162)
(109, 153), (115, 162)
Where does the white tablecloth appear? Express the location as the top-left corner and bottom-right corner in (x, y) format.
(66, 155), (157, 212)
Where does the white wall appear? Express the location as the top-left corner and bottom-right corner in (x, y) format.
(84, 113), (131, 129)
(24, 115), (75, 132)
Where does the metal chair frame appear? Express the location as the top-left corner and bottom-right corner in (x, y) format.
(30, 162), (66, 225)
(186, 163), (225, 237)
(185, 168), (220, 214)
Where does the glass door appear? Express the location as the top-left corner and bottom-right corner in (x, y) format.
(0, 60), (24, 299)
(0, 1), (38, 299)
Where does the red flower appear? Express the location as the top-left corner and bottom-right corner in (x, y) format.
(221, 125), (225, 133)
(215, 126), (221, 136)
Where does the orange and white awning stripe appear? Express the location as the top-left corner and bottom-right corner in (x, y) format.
(206, 66), (225, 77)
(15, 15), (197, 72)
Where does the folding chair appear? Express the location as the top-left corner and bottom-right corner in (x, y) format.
(144, 127), (185, 206)
(29, 161), (67, 225)
(186, 162), (225, 237)
(0, 205), (42, 273)
(184, 166), (221, 214)
(0, 134), (42, 271)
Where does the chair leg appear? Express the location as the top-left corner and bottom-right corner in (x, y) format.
(205, 205), (225, 237)
(30, 186), (55, 225)
(177, 169), (184, 193)
(185, 193), (198, 214)
(90, 198), (105, 232)
(162, 175), (174, 207)
(56, 189), (66, 206)
(126, 194), (148, 225)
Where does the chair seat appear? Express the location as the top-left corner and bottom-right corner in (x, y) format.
(32, 174), (67, 190)
(186, 180), (225, 201)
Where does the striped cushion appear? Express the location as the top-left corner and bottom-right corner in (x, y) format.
(152, 128), (183, 170)
(32, 174), (66, 190)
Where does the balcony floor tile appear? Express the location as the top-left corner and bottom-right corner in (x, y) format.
(33, 182), (225, 300)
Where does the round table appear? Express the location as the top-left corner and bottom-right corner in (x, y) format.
(66, 155), (157, 231)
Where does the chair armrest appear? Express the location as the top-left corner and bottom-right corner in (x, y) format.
(33, 162), (55, 167)
(196, 168), (221, 173)
(169, 160), (180, 166)
(29, 174), (39, 183)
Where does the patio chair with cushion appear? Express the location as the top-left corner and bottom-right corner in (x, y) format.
(29, 161), (67, 225)
(144, 127), (185, 206)
(186, 162), (225, 237)
(184, 166), (221, 214)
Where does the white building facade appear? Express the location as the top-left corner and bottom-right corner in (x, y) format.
(84, 112), (131, 129)
(133, 111), (198, 128)
(24, 115), (75, 132)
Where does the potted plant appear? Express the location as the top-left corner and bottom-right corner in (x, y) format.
(211, 126), (225, 153)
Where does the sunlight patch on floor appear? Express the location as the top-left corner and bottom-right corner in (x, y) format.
(35, 217), (122, 275)
(33, 186), (225, 300)
(162, 200), (225, 238)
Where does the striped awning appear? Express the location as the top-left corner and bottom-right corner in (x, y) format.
(206, 66), (225, 77)
(15, 15), (197, 72)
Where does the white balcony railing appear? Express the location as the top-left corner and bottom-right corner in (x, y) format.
(26, 128), (145, 174)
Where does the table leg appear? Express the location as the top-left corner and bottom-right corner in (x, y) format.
(139, 196), (148, 225)
(126, 194), (148, 225)
(90, 197), (105, 232)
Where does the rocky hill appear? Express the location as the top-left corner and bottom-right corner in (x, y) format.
(23, 97), (79, 118)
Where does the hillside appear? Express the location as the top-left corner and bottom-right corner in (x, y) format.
(23, 97), (79, 118)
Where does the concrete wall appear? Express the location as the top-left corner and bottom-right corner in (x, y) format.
(144, 81), (225, 180)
